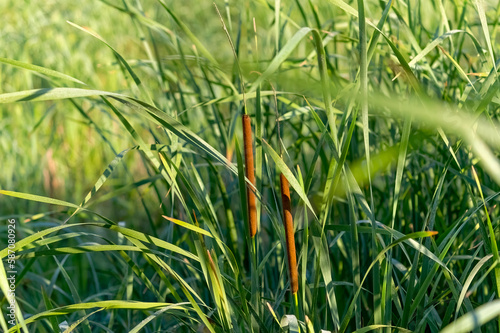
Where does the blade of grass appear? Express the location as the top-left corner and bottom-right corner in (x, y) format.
(0, 57), (85, 85)
(442, 300), (500, 333)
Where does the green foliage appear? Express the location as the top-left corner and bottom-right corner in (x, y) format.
(1, 0), (500, 331)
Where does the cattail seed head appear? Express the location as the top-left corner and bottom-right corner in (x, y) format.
(280, 173), (298, 294)
(242, 114), (257, 238)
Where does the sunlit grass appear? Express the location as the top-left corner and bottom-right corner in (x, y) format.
(1, 0), (500, 332)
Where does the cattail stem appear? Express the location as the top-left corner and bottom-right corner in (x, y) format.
(293, 293), (300, 322)
(242, 113), (257, 238)
(280, 173), (298, 294)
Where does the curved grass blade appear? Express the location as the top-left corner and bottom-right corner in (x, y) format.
(0, 190), (81, 210)
(0, 222), (198, 262)
(0, 57), (85, 85)
(163, 215), (213, 238)
(455, 254), (495, 318)
(438, 45), (476, 92)
(128, 304), (189, 333)
(0, 87), (119, 103)
(262, 139), (317, 218)
(62, 308), (103, 333)
(17, 245), (148, 258)
(441, 300), (500, 333)
(408, 30), (462, 67)
(8, 301), (188, 332)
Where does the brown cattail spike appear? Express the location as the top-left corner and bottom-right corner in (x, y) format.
(242, 114), (257, 238)
(280, 173), (298, 294)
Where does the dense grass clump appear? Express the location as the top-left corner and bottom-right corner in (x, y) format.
(1, 0), (500, 332)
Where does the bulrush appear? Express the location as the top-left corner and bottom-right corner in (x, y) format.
(279, 173), (298, 294)
(214, 3), (257, 239)
(242, 113), (257, 238)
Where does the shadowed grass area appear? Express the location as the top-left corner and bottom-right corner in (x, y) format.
(1, 0), (500, 332)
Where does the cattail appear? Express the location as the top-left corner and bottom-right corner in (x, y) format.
(280, 173), (298, 294)
(242, 113), (257, 238)
(213, 4), (256, 238)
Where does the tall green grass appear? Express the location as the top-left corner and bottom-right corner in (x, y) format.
(1, 0), (500, 331)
